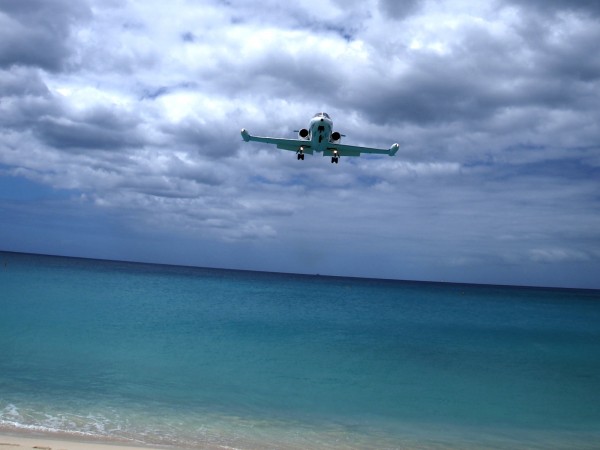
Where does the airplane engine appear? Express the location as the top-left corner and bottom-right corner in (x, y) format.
(331, 131), (341, 143)
(298, 128), (309, 139)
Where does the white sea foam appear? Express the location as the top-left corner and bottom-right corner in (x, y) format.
(0, 403), (121, 441)
(0, 402), (384, 449)
(3, 404), (19, 417)
(0, 418), (100, 437)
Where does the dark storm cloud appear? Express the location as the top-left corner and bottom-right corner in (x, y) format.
(0, 68), (57, 131)
(343, 9), (600, 136)
(35, 106), (146, 151)
(378, 0), (423, 20)
(0, 69), (146, 151)
(245, 53), (341, 101)
(347, 61), (497, 125)
(504, 0), (600, 16)
(162, 119), (238, 159)
(0, 0), (91, 71)
(0, 67), (49, 97)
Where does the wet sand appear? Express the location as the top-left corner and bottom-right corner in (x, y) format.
(0, 434), (195, 450)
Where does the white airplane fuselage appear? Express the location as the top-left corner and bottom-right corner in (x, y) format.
(304, 114), (334, 152)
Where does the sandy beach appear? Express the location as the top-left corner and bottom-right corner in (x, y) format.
(0, 432), (316, 450)
(0, 434), (178, 450)
(0, 432), (305, 450)
(0, 432), (297, 450)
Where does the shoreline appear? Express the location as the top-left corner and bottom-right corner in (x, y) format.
(4, 421), (600, 450)
(0, 434), (157, 450)
(0, 433), (177, 450)
(0, 430), (304, 450)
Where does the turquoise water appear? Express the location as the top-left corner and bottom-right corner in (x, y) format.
(1, 251), (599, 449)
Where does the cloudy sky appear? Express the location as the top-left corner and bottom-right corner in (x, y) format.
(1, 0), (599, 288)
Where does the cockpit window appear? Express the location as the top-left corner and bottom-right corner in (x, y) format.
(313, 112), (331, 119)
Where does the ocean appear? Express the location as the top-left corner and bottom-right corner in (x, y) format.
(0, 251), (599, 449)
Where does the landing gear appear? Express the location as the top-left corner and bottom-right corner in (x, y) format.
(331, 156), (339, 164)
(297, 153), (305, 160)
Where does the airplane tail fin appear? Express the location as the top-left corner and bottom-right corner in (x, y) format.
(389, 143), (399, 156)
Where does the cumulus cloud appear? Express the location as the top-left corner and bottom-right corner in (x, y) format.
(0, 0), (91, 71)
(0, 0), (599, 287)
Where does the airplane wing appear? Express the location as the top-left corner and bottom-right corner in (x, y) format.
(325, 142), (400, 157)
(241, 129), (314, 154)
(241, 129), (398, 157)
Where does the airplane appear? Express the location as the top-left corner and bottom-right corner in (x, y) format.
(241, 112), (399, 164)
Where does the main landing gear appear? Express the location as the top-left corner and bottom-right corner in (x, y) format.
(331, 151), (339, 164)
(297, 147), (305, 160)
